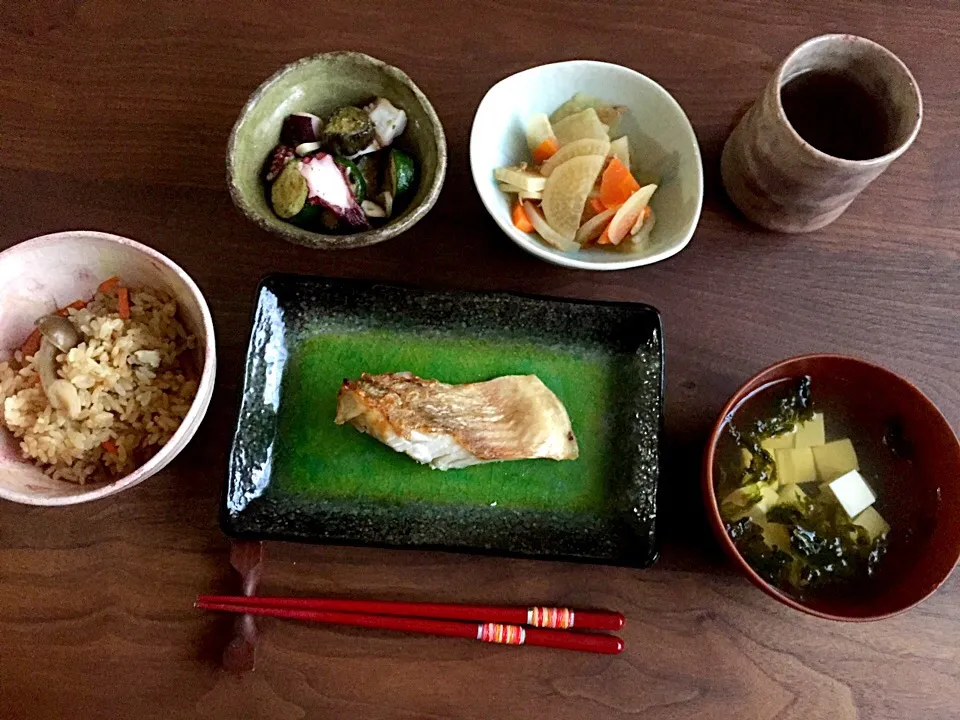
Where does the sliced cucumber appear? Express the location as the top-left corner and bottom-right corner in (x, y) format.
(388, 149), (416, 196)
(288, 202), (325, 230)
(271, 161), (308, 219)
(334, 157), (367, 202)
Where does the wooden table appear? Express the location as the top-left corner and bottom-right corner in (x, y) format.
(2, 2), (958, 718)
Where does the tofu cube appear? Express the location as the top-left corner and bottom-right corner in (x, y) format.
(760, 429), (797, 453)
(852, 506), (890, 541)
(762, 522), (793, 552)
(827, 469), (877, 518)
(793, 413), (825, 449)
(774, 447), (817, 486)
(778, 483), (808, 508)
(758, 484), (779, 510)
(726, 484), (780, 522)
(812, 439), (859, 482)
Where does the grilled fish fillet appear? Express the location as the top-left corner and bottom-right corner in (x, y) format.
(334, 372), (578, 470)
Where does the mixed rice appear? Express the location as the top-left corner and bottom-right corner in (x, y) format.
(0, 282), (198, 484)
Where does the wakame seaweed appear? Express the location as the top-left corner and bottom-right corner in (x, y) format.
(727, 376), (814, 489)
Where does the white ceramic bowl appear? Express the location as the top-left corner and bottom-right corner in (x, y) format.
(0, 231), (216, 505)
(470, 60), (704, 270)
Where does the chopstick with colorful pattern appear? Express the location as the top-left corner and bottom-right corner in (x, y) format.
(196, 595), (624, 631)
(195, 599), (623, 654)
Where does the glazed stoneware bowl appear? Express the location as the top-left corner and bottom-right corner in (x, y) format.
(0, 231), (216, 506)
(470, 60), (703, 270)
(227, 51), (447, 250)
(703, 354), (960, 620)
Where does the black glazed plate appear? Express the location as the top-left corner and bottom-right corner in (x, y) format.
(222, 275), (664, 566)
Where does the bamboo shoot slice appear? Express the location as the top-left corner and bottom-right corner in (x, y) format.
(541, 154), (606, 240)
(552, 108), (609, 145)
(629, 208), (656, 245)
(606, 183), (657, 244)
(550, 93), (600, 123)
(575, 207), (616, 244)
(596, 105), (627, 129)
(525, 113), (554, 153)
(498, 182), (543, 200)
(522, 201), (578, 252)
(550, 93), (618, 124)
(540, 138), (611, 177)
(608, 136), (630, 169)
(493, 165), (546, 192)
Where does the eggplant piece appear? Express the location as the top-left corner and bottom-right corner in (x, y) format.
(263, 144), (295, 182)
(320, 209), (340, 231)
(378, 190), (394, 217)
(299, 153), (370, 230)
(364, 98), (407, 148)
(280, 112), (322, 146)
(355, 153), (381, 195)
(323, 106), (375, 156)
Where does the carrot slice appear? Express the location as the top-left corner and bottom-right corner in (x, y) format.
(101, 439), (118, 454)
(531, 136), (560, 164)
(56, 299), (88, 317)
(589, 197), (606, 214)
(19, 329), (42, 357)
(98, 276), (121, 294)
(117, 287), (130, 320)
(599, 158), (640, 209)
(512, 200), (535, 232)
(597, 227), (612, 245)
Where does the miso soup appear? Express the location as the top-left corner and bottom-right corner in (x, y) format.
(714, 376), (937, 603)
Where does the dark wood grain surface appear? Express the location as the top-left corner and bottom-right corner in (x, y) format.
(2, 2), (959, 718)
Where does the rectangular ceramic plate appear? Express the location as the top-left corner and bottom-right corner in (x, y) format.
(222, 275), (663, 566)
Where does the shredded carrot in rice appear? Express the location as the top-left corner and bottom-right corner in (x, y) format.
(98, 276), (121, 294)
(117, 287), (131, 320)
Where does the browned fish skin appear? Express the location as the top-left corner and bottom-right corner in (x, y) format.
(335, 372), (578, 469)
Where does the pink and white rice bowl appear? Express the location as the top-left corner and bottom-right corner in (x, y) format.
(0, 231), (216, 505)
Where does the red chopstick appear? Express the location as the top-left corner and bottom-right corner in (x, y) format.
(196, 594), (624, 631)
(196, 599), (623, 654)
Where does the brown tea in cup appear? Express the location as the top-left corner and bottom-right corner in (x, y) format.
(780, 69), (894, 161)
(722, 35), (922, 233)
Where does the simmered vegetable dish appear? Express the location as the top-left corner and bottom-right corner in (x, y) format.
(494, 93), (658, 252)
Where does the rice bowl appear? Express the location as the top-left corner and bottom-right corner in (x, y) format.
(0, 230), (216, 506)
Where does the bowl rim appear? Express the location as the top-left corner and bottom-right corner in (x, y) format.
(702, 352), (960, 621)
(226, 50), (448, 250)
(469, 59), (704, 271)
(0, 230), (217, 506)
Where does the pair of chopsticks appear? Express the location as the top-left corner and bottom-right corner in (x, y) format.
(196, 595), (625, 654)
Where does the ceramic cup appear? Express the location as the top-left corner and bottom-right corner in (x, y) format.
(721, 34), (922, 233)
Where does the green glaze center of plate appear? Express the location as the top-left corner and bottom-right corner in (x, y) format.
(271, 330), (615, 512)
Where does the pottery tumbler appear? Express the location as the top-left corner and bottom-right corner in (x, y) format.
(721, 34), (922, 233)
